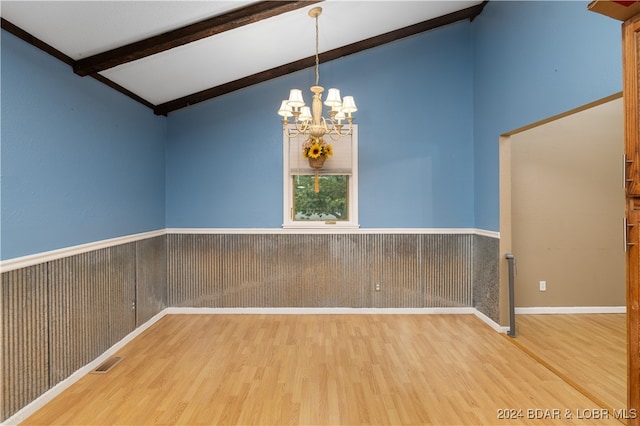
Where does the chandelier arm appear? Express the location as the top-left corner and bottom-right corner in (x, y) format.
(324, 118), (341, 141)
(320, 116), (329, 134)
(342, 122), (354, 137)
(326, 130), (340, 142)
(284, 127), (301, 138)
(334, 126), (353, 138)
(284, 120), (310, 138)
(323, 117), (353, 140)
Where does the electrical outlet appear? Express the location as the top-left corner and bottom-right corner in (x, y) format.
(539, 280), (547, 292)
(375, 283), (381, 292)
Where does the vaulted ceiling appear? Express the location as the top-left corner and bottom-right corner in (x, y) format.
(1, 1), (487, 116)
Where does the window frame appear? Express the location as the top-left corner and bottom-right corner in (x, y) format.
(283, 125), (359, 229)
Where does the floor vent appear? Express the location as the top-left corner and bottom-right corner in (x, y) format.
(91, 356), (124, 374)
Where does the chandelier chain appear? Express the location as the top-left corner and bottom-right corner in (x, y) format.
(314, 13), (319, 87)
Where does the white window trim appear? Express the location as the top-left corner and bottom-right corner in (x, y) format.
(283, 125), (359, 229)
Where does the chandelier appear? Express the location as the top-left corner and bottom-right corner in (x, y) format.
(277, 7), (357, 140)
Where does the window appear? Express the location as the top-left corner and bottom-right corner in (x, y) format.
(293, 175), (348, 221)
(283, 125), (358, 228)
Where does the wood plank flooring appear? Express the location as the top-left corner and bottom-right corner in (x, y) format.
(512, 314), (626, 415)
(22, 314), (625, 425)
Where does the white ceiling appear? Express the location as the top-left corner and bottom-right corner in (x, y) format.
(1, 1), (484, 112)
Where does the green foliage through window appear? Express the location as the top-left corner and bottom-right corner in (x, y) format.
(293, 175), (348, 221)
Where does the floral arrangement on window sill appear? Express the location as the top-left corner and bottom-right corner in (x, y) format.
(302, 136), (333, 192)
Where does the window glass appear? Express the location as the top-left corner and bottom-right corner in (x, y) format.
(293, 175), (348, 221)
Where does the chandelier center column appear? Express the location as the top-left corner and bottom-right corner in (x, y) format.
(310, 86), (325, 138)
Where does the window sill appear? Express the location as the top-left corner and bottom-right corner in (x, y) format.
(282, 223), (361, 231)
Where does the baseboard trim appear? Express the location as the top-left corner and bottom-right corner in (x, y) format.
(474, 309), (510, 333)
(167, 307), (506, 332)
(165, 307), (478, 315)
(515, 306), (626, 314)
(2, 306), (504, 425)
(2, 310), (168, 426)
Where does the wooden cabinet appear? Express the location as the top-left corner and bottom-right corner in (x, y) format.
(625, 16), (640, 197)
(590, 1), (640, 421)
(624, 11), (640, 425)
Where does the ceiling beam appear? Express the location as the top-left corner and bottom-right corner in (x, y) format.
(1, 17), (156, 110)
(154, 1), (488, 116)
(73, 1), (323, 77)
(1, 18), (74, 67)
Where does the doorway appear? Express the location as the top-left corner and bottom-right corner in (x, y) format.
(499, 94), (625, 411)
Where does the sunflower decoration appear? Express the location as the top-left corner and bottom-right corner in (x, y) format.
(324, 144), (334, 157)
(302, 136), (333, 159)
(308, 143), (323, 159)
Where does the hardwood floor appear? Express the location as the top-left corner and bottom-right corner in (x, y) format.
(22, 314), (624, 425)
(512, 314), (626, 416)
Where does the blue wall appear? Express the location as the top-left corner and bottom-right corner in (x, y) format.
(166, 21), (475, 229)
(1, 1), (624, 259)
(1, 32), (167, 260)
(473, 1), (622, 231)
